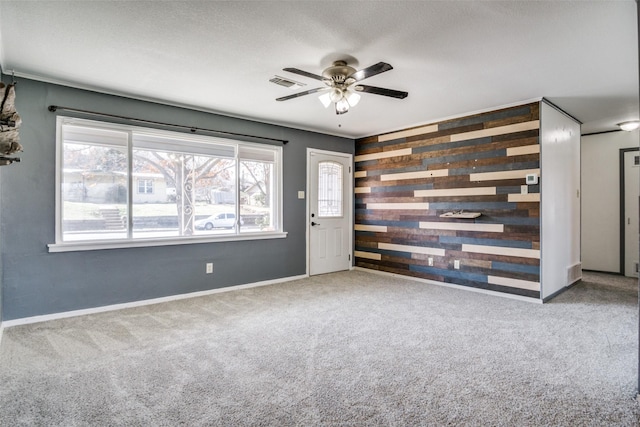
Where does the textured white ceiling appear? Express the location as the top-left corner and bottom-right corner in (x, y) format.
(0, 1), (637, 138)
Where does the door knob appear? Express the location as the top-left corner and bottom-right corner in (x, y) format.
(311, 221), (320, 226)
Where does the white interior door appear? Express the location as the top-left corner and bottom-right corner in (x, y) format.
(624, 150), (639, 277)
(308, 150), (352, 275)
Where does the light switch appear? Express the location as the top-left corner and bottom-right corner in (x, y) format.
(521, 185), (528, 195)
(297, 191), (305, 199)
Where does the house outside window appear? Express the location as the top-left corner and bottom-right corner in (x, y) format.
(137, 179), (154, 194)
(51, 116), (284, 252)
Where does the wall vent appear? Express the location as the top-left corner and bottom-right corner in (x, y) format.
(269, 75), (306, 90)
(567, 262), (582, 285)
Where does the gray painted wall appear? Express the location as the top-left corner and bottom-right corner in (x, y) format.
(1, 77), (353, 320)
(0, 151), (2, 326)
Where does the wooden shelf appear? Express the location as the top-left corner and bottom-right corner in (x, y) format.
(439, 212), (481, 219)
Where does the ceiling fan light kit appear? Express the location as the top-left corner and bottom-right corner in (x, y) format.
(335, 98), (350, 115)
(318, 92), (332, 108)
(276, 59), (408, 115)
(329, 87), (344, 103)
(618, 120), (640, 131)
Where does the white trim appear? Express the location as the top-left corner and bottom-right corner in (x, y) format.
(0, 323), (4, 348)
(55, 117), (63, 243)
(48, 231), (288, 252)
(2, 273), (308, 328)
(353, 267), (542, 304)
(305, 151), (310, 276)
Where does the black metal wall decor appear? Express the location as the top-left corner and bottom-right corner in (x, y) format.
(0, 80), (22, 165)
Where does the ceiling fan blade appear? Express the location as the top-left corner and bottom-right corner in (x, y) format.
(276, 87), (328, 102)
(349, 62), (393, 82)
(283, 67), (325, 81)
(354, 85), (408, 99)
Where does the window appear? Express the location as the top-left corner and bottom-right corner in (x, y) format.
(51, 116), (284, 251)
(137, 179), (154, 194)
(317, 161), (343, 217)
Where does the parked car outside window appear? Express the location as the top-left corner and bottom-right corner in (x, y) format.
(194, 213), (243, 230)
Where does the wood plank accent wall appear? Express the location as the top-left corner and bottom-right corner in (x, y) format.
(354, 102), (541, 298)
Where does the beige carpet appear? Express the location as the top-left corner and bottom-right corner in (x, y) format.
(0, 269), (638, 425)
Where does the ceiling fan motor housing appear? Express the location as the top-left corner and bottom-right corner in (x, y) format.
(322, 61), (357, 85)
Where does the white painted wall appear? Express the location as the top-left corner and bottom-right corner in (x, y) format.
(540, 102), (581, 300)
(581, 130), (639, 273)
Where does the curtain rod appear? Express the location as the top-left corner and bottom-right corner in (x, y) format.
(47, 105), (288, 145)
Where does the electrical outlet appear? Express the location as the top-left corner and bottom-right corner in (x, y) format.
(428, 257), (434, 266)
(206, 262), (213, 274)
(454, 260), (460, 270)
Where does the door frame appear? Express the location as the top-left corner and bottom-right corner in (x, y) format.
(619, 147), (639, 275)
(306, 148), (354, 276)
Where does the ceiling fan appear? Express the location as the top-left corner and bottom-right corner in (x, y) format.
(276, 60), (408, 115)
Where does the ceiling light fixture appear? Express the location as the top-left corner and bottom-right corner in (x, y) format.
(618, 121), (640, 131)
(345, 90), (361, 107)
(278, 60), (408, 114)
(318, 87), (361, 115)
(335, 98), (350, 115)
(318, 92), (332, 108)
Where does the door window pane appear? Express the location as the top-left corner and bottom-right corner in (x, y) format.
(318, 161), (343, 217)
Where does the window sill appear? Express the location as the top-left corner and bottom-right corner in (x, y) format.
(47, 231), (288, 253)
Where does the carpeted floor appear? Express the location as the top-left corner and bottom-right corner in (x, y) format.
(0, 269), (638, 426)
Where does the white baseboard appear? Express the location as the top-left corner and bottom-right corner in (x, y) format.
(354, 267), (542, 304)
(2, 273), (309, 328)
